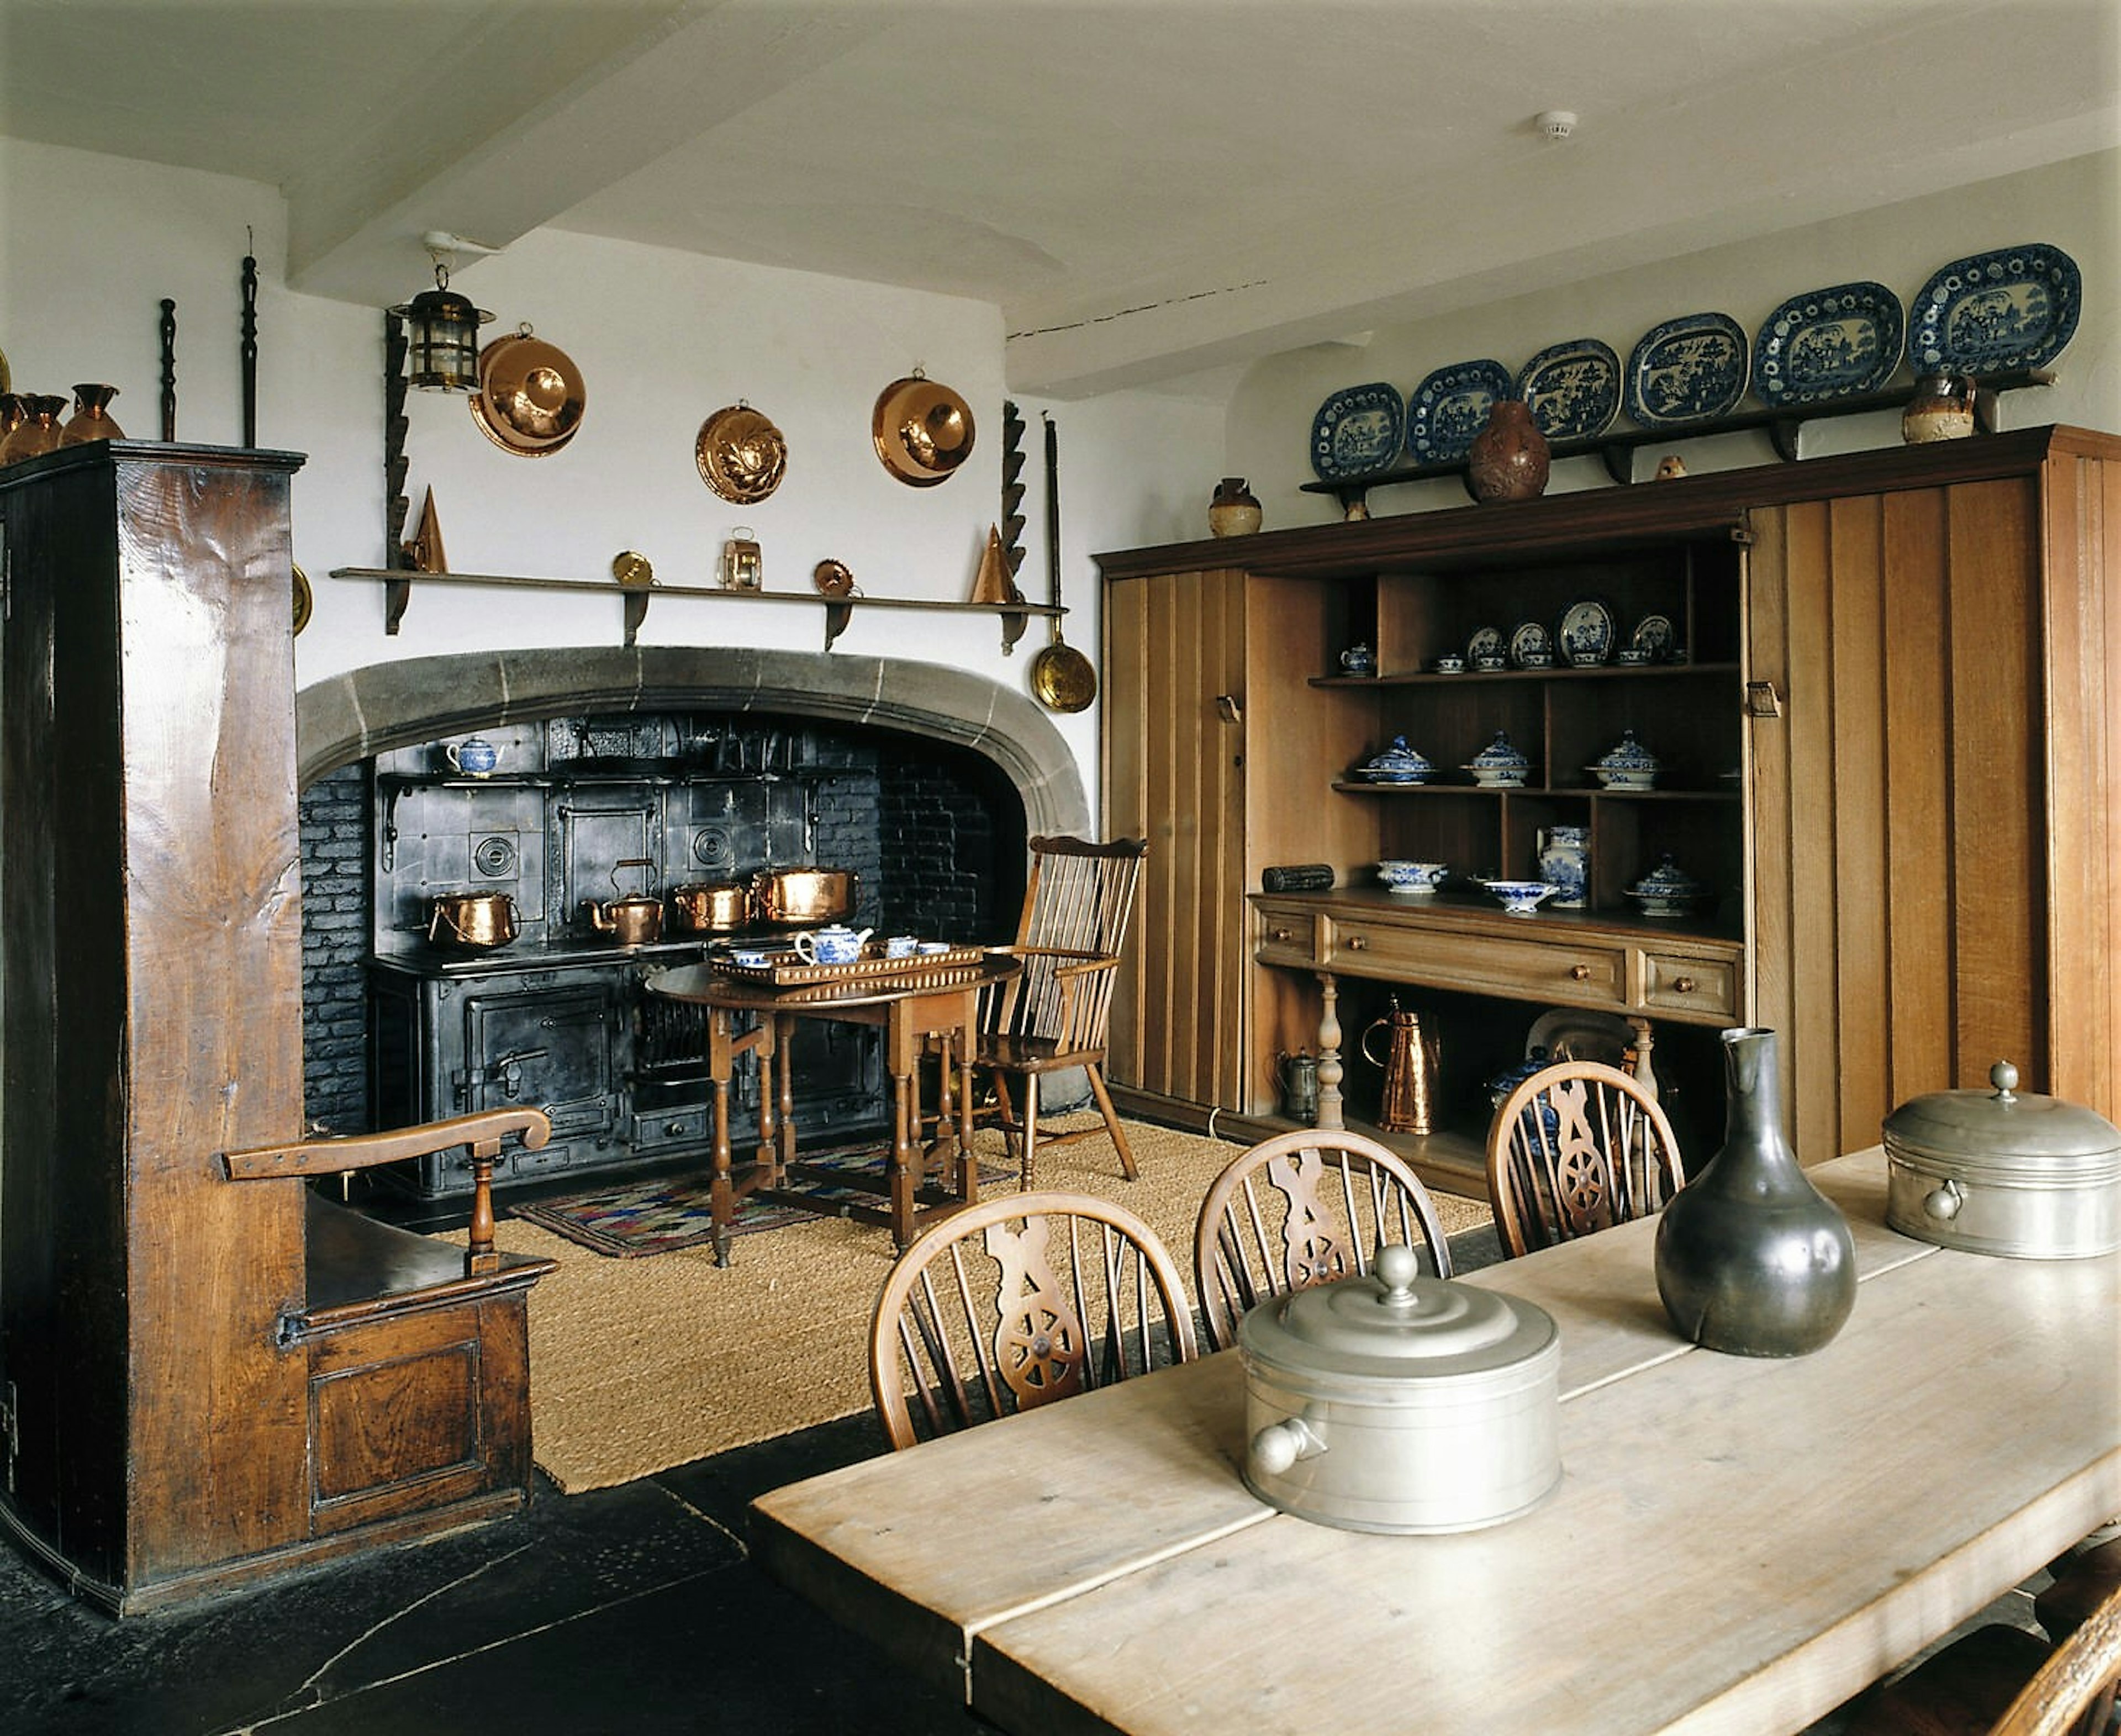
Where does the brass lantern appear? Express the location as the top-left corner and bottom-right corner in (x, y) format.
(390, 261), (492, 393)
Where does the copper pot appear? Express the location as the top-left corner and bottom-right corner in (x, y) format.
(582, 893), (663, 946)
(752, 867), (858, 925)
(428, 891), (519, 950)
(669, 880), (754, 933)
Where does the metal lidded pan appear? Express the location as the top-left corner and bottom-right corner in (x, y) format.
(1030, 412), (1096, 713)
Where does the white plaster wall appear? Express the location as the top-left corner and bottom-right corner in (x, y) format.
(1224, 150), (2121, 531)
(0, 136), (1224, 812)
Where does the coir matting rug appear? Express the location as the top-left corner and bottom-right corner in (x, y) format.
(442, 1116), (1494, 1493)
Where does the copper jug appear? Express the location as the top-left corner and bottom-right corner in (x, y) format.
(1360, 998), (1438, 1135)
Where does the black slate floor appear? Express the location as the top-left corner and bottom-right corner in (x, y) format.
(0, 1217), (2053, 1735)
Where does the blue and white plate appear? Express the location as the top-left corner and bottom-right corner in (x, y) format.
(1623, 312), (1749, 428)
(1514, 338), (1621, 441)
(1753, 281), (1904, 405)
(1309, 382), (1406, 481)
(1406, 358), (1514, 465)
(1910, 243), (2080, 373)
(1558, 598), (1614, 667)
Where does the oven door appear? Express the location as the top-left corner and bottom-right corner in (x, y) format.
(458, 983), (618, 1143)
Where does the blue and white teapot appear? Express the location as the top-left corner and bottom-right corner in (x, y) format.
(793, 924), (873, 965)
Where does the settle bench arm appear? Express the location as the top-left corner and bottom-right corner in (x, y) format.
(221, 1107), (552, 1275)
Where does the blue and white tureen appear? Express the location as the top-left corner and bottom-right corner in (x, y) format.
(1590, 729), (1659, 791)
(1464, 731), (1531, 788)
(1357, 736), (1434, 784)
(1627, 854), (1704, 917)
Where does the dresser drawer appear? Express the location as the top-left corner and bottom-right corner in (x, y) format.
(1640, 948), (1741, 1020)
(1323, 917), (1627, 1008)
(1255, 906), (1319, 967)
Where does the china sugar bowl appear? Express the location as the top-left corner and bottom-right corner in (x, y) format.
(1377, 860), (1448, 895)
(1882, 1061), (2121, 1259)
(1463, 730), (1531, 788)
(1480, 879), (1558, 916)
(1626, 854), (1703, 917)
(1238, 1244), (1561, 1535)
(1590, 729), (1659, 790)
(1356, 736), (1434, 784)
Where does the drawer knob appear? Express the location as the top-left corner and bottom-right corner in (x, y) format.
(666, 1120), (688, 1137)
(1674, 976), (1696, 994)
(1347, 935), (1368, 951)
(1271, 927), (1295, 943)
(1570, 963), (1591, 982)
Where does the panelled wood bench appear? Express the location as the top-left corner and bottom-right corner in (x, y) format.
(220, 1109), (558, 1542)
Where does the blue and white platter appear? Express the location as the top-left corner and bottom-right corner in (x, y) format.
(1910, 242), (2080, 374)
(1515, 338), (1621, 441)
(1623, 312), (1749, 428)
(1406, 358), (1514, 465)
(1310, 382), (1406, 481)
(1753, 281), (1904, 406)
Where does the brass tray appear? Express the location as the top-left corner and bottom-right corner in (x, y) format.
(711, 941), (988, 989)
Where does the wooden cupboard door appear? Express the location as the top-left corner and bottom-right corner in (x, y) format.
(1103, 568), (1249, 1111)
(1748, 474), (2090, 1160)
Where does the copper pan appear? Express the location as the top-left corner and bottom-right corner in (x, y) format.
(668, 881), (755, 933)
(752, 867), (857, 925)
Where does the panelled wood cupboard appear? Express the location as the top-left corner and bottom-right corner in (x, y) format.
(1097, 426), (2117, 1192)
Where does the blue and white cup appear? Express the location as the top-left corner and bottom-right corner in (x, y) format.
(884, 935), (920, 958)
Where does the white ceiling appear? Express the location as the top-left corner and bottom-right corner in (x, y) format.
(4, 0), (2115, 397)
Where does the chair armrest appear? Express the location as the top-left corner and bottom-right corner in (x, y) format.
(983, 948), (1118, 1046)
(221, 1108), (551, 1274)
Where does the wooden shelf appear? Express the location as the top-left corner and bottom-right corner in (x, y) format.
(330, 566), (1062, 652)
(1297, 368), (2055, 514)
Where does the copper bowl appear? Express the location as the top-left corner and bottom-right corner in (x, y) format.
(470, 329), (585, 457)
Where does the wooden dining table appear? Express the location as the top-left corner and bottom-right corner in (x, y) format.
(750, 1148), (2121, 1734)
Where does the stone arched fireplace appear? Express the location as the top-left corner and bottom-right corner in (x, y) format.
(293, 646), (1091, 1165)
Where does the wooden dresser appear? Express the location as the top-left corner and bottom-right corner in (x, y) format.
(1096, 426), (2119, 1190)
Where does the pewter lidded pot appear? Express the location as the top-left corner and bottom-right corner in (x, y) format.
(1654, 1026), (1856, 1357)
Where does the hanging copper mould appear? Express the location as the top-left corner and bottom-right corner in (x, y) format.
(695, 402), (787, 504)
(872, 371), (974, 487)
(469, 324), (586, 457)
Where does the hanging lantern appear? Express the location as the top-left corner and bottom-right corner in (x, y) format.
(389, 260), (492, 393)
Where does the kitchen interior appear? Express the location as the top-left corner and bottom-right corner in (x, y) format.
(2, 3), (2119, 1734)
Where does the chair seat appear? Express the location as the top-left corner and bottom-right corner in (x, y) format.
(979, 1031), (1101, 1073)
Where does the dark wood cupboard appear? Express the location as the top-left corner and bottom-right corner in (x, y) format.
(1097, 426), (2118, 1184)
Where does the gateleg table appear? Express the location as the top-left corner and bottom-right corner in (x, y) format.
(645, 954), (1020, 1264)
(750, 1150), (2121, 1733)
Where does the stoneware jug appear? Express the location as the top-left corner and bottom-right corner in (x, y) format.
(1654, 1026), (1856, 1357)
(1208, 476), (1263, 537)
(1466, 399), (1550, 505)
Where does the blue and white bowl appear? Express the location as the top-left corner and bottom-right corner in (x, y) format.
(1357, 735), (1434, 784)
(1480, 879), (1558, 916)
(1377, 860), (1448, 895)
(1589, 729), (1660, 791)
(1463, 730), (1531, 788)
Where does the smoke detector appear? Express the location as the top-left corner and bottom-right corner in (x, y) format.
(1535, 110), (1577, 143)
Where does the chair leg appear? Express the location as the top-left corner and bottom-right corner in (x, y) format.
(1085, 1064), (1138, 1181)
(1019, 1079), (1040, 1192)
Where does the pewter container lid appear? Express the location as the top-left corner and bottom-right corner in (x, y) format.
(1882, 1061), (2121, 1179)
(1239, 1244), (1555, 1391)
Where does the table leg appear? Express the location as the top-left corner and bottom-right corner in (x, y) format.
(708, 1009), (739, 1267)
(886, 1006), (920, 1249)
(953, 1005), (980, 1203)
(1315, 969), (1346, 1132)
(773, 1012), (797, 1176)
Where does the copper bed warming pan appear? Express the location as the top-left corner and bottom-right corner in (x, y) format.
(752, 867), (857, 926)
(668, 880), (754, 933)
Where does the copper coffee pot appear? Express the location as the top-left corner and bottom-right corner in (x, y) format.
(1360, 998), (1438, 1136)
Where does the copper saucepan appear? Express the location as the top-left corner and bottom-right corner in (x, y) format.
(668, 880), (755, 933)
(752, 867), (858, 926)
(428, 891), (520, 949)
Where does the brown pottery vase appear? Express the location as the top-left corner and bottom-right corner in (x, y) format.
(1208, 476), (1262, 537)
(0, 394), (69, 465)
(1466, 398), (1549, 504)
(1901, 372), (1976, 444)
(60, 383), (123, 445)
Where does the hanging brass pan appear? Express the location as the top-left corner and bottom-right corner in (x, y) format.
(1029, 413), (1096, 713)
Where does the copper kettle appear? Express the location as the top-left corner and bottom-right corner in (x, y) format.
(1360, 998), (1439, 1136)
(582, 858), (664, 946)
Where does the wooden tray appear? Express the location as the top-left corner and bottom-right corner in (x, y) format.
(709, 941), (989, 988)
